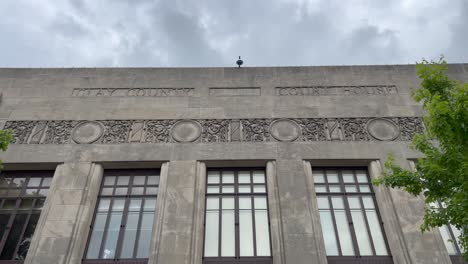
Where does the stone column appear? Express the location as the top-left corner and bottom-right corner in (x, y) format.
(150, 160), (205, 264)
(24, 162), (103, 264)
(273, 159), (326, 264)
(370, 160), (452, 264)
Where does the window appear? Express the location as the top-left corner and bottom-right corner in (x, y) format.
(435, 202), (465, 264)
(313, 168), (392, 264)
(0, 171), (53, 262)
(83, 169), (159, 264)
(203, 169), (272, 264)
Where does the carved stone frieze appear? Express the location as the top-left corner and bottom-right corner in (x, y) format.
(199, 119), (230, 143)
(294, 119), (327, 141)
(4, 121), (37, 144)
(3, 116), (424, 145)
(44, 121), (78, 144)
(100, 120), (131, 144)
(340, 118), (370, 141)
(241, 119), (272, 142)
(144, 120), (175, 143)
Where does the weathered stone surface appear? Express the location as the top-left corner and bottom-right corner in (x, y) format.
(0, 65), (465, 264)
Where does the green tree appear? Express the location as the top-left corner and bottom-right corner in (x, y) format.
(0, 129), (12, 170)
(373, 58), (468, 258)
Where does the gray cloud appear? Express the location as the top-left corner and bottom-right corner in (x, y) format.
(0, 0), (466, 67)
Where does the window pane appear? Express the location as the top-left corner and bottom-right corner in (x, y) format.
(133, 176), (146, 185)
(239, 197), (252, 209)
(221, 210), (235, 256)
(317, 197), (330, 209)
(239, 210), (254, 256)
(120, 212), (140, 258)
(136, 212), (154, 258)
(329, 186), (341, 193)
(351, 211), (373, 255)
(115, 187), (128, 195)
(222, 171), (234, 183)
(102, 212), (123, 259)
(0, 213), (28, 260)
(331, 197), (344, 209)
(104, 176), (116, 186)
(326, 171), (339, 183)
(222, 186), (234, 193)
(117, 176), (130, 185)
(315, 186), (327, 193)
(238, 186), (251, 193)
(342, 171), (355, 183)
(207, 172), (220, 184)
(345, 185), (357, 192)
(12, 178), (26, 187)
(131, 187), (144, 195)
(362, 197), (375, 209)
(366, 210), (388, 255)
(255, 210), (271, 256)
(347, 197), (361, 209)
(0, 214), (10, 240)
(144, 198), (156, 211)
(87, 212), (109, 259)
(147, 175), (160, 185)
(238, 171), (251, 183)
(313, 172), (325, 183)
(101, 188), (113, 196)
(335, 211), (355, 255)
(207, 186), (219, 194)
(254, 197), (268, 210)
(16, 213), (40, 260)
(319, 211), (339, 256)
(98, 199), (111, 211)
(27, 178), (41, 187)
(206, 197), (219, 210)
(146, 187), (158, 195)
(253, 185), (266, 193)
(129, 198), (142, 212)
(41, 177), (52, 187)
(204, 211), (219, 257)
(356, 171), (368, 183)
(360, 185), (371, 192)
(253, 171), (265, 183)
(439, 225), (457, 255)
(222, 197), (235, 210)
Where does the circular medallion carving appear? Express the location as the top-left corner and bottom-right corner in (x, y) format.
(72, 121), (104, 144)
(270, 119), (301, 142)
(171, 120), (202, 143)
(367, 118), (400, 141)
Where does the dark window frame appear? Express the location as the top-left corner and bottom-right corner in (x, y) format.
(0, 171), (53, 263)
(202, 168), (273, 264)
(82, 169), (160, 264)
(314, 167), (393, 264)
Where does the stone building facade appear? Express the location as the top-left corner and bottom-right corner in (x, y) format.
(0, 65), (466, 264)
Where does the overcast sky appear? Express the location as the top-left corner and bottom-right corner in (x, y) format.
(0, 0), (467, 67)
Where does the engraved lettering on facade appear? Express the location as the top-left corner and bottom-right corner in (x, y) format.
(276, 85), (398, 96)
(71, 88), (194, 97)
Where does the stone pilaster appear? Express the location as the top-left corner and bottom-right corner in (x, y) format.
(24, 162), (103, 264)
(274, 159), (325, 264)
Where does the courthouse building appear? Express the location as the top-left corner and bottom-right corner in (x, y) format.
(0, 65), (466, 264)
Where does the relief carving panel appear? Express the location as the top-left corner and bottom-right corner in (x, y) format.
(4, 117), (424, 145)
